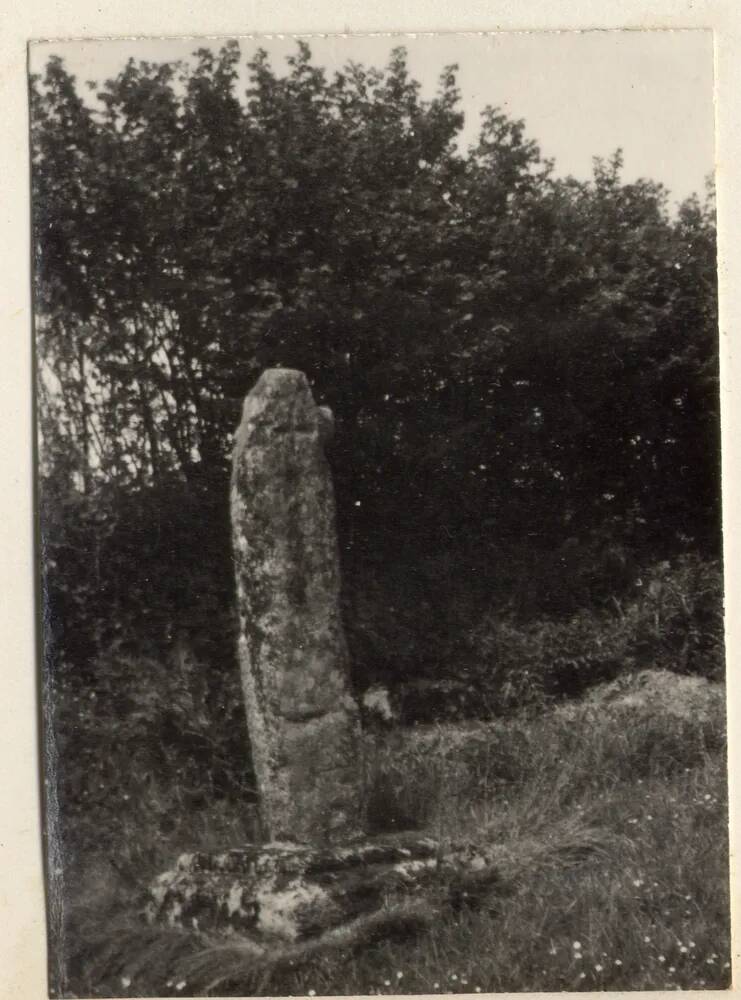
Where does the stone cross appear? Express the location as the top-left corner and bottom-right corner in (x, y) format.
(231, 369), (364, 845)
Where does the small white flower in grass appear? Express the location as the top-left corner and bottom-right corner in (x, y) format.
(475, 988), (481, 993)
(450, 974), (458, 981)
(689, 941), (696, 949)
(579, 973), (586, 980)
(706, 957), (716, 965)
(669, 967), (676, 974)
(396, 972), (403, 980)
(615, 959), (622, 966)
(433, 984), (440, 991)
(175, 982), (186, 992)
(572, 941), (582, 951)
(384, 980), (391, 987)
(633, 879), (644, 888)
(680, 946), (688, 954)
(644, 936), (651, 943)
(308, 990), (316, 997)
(594, 964), (603, 972)
(120, 977), (131, 989)
(658, 956), (666, 964)
(461, 978), (468, 986)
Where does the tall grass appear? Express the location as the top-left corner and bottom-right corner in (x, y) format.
(282, 690), (729, 996)
(53, 673), (730, 996)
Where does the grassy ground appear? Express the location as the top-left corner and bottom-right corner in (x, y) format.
(53, 673), (730, 996)
(325, 683), (731, 996)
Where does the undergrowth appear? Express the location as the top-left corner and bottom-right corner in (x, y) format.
(460, 555), (725, 711)
(50, 670), (730, 996)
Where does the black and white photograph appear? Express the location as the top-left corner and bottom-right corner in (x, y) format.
(30, 30), (730, 997)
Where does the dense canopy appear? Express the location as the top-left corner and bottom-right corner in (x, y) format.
(31, 41), (721, 681)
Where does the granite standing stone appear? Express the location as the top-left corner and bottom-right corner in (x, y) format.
(146, 371), (503, 952)
(231, 369), (363, 844)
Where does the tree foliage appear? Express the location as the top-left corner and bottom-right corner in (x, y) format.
(31, 41), (721, 681)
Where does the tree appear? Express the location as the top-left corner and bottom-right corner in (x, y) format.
(31, 40), (720, 676)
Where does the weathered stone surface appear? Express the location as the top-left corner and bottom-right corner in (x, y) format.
(231, 369), (363, 844)
(145, 835), (503, 942)
(143, 372), (510, 965)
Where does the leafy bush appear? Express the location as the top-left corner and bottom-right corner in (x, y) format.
(628, 554), (725, 678)
(461, 554), (725, 711)
(40, 468), (235, 679)
(50, 640), (254, 868)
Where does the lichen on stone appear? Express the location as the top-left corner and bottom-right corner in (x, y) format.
(230, 369), (363, 845)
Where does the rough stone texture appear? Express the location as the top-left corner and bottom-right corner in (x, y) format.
(145, 835), (503, 942)
(142, 368), (512, 967)
(578, 668), (724, 722)
(231, 368), (363, 845)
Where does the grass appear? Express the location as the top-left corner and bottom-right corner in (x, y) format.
(51, 673), (730, 996)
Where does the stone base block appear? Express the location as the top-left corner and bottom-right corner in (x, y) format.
(145, 834), (502, 944)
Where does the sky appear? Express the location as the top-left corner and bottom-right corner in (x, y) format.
(29, 30), (715, 206)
